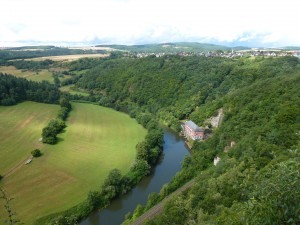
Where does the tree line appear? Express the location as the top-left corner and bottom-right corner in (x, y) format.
(7, 59), (54, 70)
(35, 109), (164, 225)
(0, 73), (60, 106)
(42, 97), (72, 144)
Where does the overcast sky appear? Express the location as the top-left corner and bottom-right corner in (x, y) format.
(0, 0), (299, 47)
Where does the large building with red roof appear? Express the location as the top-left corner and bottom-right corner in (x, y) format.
(182, 120), (204, 140)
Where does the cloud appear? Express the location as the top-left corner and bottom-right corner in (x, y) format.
(0, 0), (299, 46)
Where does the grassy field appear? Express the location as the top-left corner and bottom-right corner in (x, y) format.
(0, 102), (146, 224)
(0, 102), (59, 174)
(26, 53), (109, 61)
(60, 84), (90, 96)
(0, 66), (54, 83)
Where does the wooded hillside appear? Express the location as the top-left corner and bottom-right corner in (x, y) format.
(72, 55), (300, 224)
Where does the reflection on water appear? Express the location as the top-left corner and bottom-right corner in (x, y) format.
(80, 128), (189, 225)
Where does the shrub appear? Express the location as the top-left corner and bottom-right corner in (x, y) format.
(31, 149), (42, 157)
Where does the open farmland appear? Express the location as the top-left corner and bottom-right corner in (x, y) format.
(0, 66), (54, 83)
(26, 53), (109, 61)
(0, 102), (59, 175)
(0, 102), (146, 224)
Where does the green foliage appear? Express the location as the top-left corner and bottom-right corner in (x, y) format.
(0, 187), (22, 224)
(95, 42), (236, 53)
(0, 73), (60, 106)
(129, 159), (151, 182)
(57, 97), (72, 120)
(31, 149), (42, 157)
(28, 54), (300, 224)
(0, 46), (107, 62)
(8, 59), (54, 70)
(135, 128), (163, 165)
(113, 56), (300, 225)
(131, 204), (145, 220)
(68, 57), (107, 71)
(75, 56), (299, 130)
(42, 119), (66, 144)
(59, 97), (72, 110)
(57, 107), (70, 120)
(245, 159), (300, 225)
(42, 97), (71, 145)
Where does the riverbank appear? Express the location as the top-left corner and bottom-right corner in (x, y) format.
(79, 128), (190, 225)
(130, 179), (195, 225)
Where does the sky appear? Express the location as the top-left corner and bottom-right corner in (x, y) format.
(0, 0), (299, 47)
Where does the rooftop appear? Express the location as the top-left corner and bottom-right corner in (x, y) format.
(185, 120), (204, 132)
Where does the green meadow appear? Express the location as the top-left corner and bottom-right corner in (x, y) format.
(0, 66), (54, 83)
(0, 102), (59, 174)
(0, 102), (146, 224)
(60, 84), (90, 96)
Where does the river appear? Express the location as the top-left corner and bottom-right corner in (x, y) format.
(79, 128), (190, 225)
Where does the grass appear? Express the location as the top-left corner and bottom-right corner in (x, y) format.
(0, 66), (70, 84)
(60, 84), (90, 96)
(0, 66), (54, 83)
(0, 102), (59, 174)
(0, 102), (146, 225)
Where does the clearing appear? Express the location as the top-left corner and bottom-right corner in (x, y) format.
(60, 84), (90, 96)
(0, 66), (54, 83)
(0, 102), (146, 225)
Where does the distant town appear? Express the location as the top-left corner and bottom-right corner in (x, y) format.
(126, 49), (300, 59)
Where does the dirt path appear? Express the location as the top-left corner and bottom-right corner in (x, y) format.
(4, 156), (32, 178)
(131, 179), (195, 225)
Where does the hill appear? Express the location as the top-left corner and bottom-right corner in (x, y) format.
(71, 55), (300, 224)
(96, 42), (249, 53)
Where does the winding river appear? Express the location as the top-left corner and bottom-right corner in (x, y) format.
(80, 128), (190, 225)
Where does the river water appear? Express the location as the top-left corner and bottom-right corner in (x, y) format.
(79, 128), (189, 225)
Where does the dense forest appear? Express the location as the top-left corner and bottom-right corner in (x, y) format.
(7, 59), (55, 70)
(69, 55), (300, 224)
(0, 74), (60, 105)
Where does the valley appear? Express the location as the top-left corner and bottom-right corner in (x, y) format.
(0, 44), (299, 225)
(0, 102), (146, 224)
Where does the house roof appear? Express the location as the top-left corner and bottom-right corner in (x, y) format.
(185, 120), (204, 132)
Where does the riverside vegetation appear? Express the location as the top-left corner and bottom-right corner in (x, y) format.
(71, 55), (300, 224)
(0, 49), (299, 224)
(0, 73), (162, 224)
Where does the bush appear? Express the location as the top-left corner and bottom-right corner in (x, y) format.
(31, 149), (42, 157)
(0, 175), (3, 181)
(42, 119), (66, 144)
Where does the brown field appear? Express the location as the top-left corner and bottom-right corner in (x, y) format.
(69, 46), (119, 51)
(26, 53), (109, 61)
